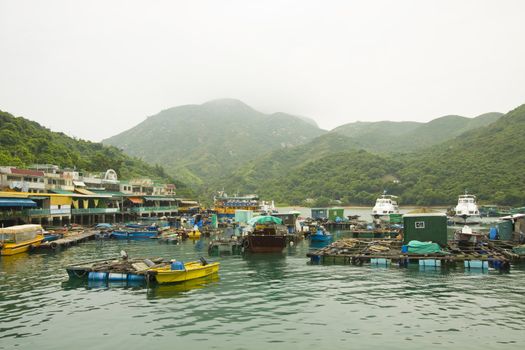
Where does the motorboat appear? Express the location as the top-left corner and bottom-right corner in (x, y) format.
(0, 224), (44, 256)
(453, 193), (480, 224)
(372, 194), (400, 219)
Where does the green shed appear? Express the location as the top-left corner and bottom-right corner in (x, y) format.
(311, 208), (328, 219)
(328, 208), (345, 221)
(403, 213), (448, 247)
(496, 220), (513, 240)
(211, 214), (218, 229)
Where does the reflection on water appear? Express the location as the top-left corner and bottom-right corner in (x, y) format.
(0, 235), (524, 350)
(147, 274), (220, 299)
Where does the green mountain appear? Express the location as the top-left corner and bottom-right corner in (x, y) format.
(398, 107), (525, 205)
(103, 99), (326, 186)
(0, 110), (186, 192)
(219, 105), (524, 206)
(331, 112), (502, 152)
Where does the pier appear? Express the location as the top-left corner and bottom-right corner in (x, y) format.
(37, 230), (98, 250)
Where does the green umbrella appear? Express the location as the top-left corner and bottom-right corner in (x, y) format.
(248, 215), (283, 226)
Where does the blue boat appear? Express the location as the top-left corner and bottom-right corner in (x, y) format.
(43, 233), (62, 242)
(110, 230), (158, 240)
(309, 228), (332, 243)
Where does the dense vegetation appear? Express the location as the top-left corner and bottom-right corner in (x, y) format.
(15, 96), (520, 206)
(0, 110), (193, 196)
(103, 99), (326, 186)
(331, 113), (502, 153)
(216, 105), (525, 207)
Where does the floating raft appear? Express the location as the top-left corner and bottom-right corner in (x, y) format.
(307, 238), (511, 271)
(208, 238), (242, 255)
(487, 240), (525, 262)
(37, 230), (98, 250)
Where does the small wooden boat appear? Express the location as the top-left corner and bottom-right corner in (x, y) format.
(309, 227), (332, 242)
(147, 258), (220, 284)
(0, 224), (44, 256)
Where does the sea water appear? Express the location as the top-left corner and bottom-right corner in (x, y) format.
(1, 225), (523, 349)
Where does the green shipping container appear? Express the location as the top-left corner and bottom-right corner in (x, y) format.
(496, 220), (513, 240)
(328, 208), (345, 221)
(211, 214), (218, 229)
(403, 213), (448, 247)
(311, 208), (328, 219)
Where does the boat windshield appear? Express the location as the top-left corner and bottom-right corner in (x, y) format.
(0, 233), (16, 243)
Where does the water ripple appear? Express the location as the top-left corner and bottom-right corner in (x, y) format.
(1, 239), (524, 349)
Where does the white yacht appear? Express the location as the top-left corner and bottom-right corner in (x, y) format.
(372, 194), (400, 218)
(453, 193), (480, 224)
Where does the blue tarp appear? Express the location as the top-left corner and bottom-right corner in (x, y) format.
(0, 198), (37, 207)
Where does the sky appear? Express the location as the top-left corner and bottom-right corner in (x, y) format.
(1, 0), (524, 141)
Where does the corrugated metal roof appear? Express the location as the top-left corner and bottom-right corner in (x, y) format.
(0, 198), (37, 207)
(10, 168), (44, 177)
(90, 190), (126, 197)
(143, 196), (176, 202)
(51, 189), (76, 195)
(75, 188), (96, 195)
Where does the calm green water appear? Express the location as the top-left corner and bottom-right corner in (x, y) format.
(1, 235), (524, 350)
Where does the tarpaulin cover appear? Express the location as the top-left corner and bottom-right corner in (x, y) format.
(407, 240), (444, 254)
(248, 215), (283, 226)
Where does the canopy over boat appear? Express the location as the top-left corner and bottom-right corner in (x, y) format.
(248, 215), (283, 226)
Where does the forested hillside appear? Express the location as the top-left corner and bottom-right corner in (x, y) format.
(218, 105), (523, 206)
(103, 99), (326, 186)
(331, 112), (502, 153)
(0, 110), (190, 192)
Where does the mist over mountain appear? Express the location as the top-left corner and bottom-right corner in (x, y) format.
(331, 112), (502, 153)
(103, 99), (326, 186)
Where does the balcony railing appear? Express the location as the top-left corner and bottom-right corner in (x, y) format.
(71, 208), (119, 214)
(23, 208), (72, 216)
(130, 206), (178, 213)
(23, 209), (51, 216)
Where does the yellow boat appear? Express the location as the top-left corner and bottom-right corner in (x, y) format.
(187, 229), (201, 239)
(148, 259), (220, 284)
(0, 224), (44, 256)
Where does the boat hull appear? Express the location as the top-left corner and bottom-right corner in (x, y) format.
(310, 234), (332, 242)
(452, 215), (481, 225)
(110, 231), (158, 240)
(1, 236), (44, 256)
(150, 261), (220, 284)
(244, 235), (286, 253)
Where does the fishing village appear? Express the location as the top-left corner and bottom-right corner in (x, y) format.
(3, 2), (525, 349)
(2, 165), (525, 280)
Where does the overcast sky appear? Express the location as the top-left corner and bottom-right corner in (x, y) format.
(1, 0), (524, 141)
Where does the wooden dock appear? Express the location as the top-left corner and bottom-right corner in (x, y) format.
(38, 230), (98, 250)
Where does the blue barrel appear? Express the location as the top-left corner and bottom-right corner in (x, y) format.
(127, 274), (146, 283)
(88, 272), (108, 281)
(170, 261), (185, 270)
(108, 273), (127, 281)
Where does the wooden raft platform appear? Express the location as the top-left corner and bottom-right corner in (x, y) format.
(38, 230), (98, 250)
(307, 238), (511, 271)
